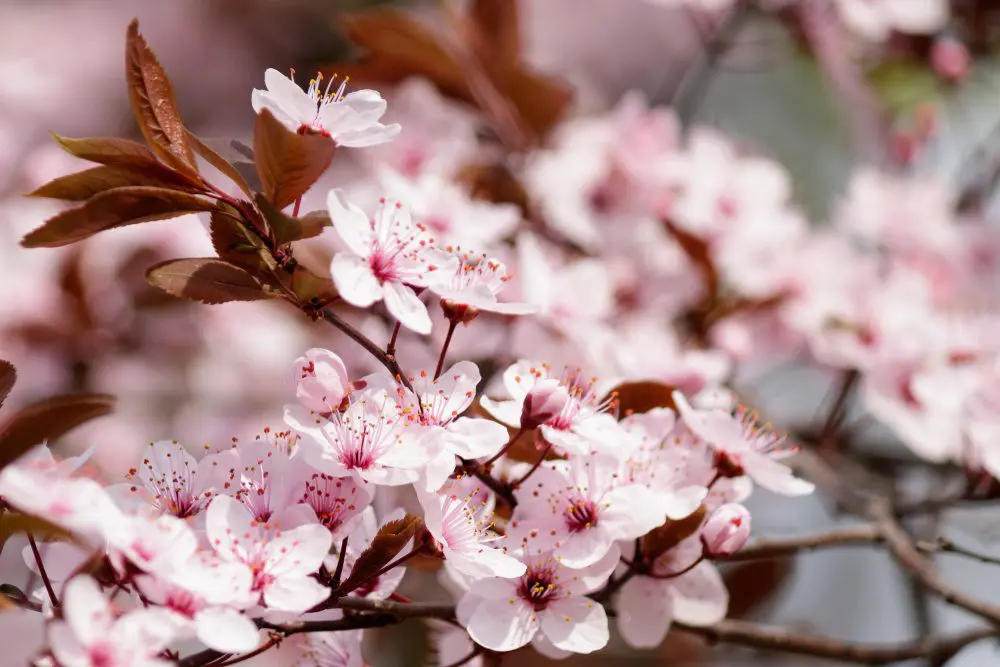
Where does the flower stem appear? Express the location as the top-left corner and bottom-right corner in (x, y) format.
(508, 436), (552, 489)
(482, 428), (524, 469)
(320, 307), (416, 396)
(434, 320), (458, 380)
(292, 196), (302, 218)
(27, 533), (58, 608)
(332, 536), (349, 589)
(387, 321), (402, 357)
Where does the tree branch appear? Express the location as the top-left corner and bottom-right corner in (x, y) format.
(320, 307), (416, 395)
(724, 525), (883, 561)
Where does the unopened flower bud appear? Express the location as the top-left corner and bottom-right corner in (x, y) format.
(701, 503), (751, 557)
(294, 348), (349, 414)
(521, 379), (569, 430)
(931, 37), (970, 84)
(440, 298), (480, 326)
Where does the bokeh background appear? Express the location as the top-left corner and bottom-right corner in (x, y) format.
(3, 0), (1000, 665)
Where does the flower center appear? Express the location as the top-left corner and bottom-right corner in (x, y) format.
(88, 643), (117, 667)
(564, 498), (600, 533)
(516, 566), (560, 611)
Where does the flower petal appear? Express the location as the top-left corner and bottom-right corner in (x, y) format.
(383, 280), (432, 334)
(616, 576), (673, 648)
(195, 607), (260, 653)
(540, 597), (609, 654)
(328, 190), (375, 257)
(466, 597), (539, 652)
(331, 253), (382, 308)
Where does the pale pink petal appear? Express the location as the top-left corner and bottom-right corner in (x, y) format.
(540, 597), (609, 653)
(250, 91), (299, 131)
(466, 597), (539, 652)
(444, 418), (508, 460)
(195, 607), (260, 653)
(556, 528), (614, 569)
(670, 562), (729, 625)
(327, 190), (375, 257)
(62, 576), (112, 644)
(601, 484), (669, 539)
(264, 523), (332, 578)
(617, 577), (673, 648)
(263, 575), (329, 612)
(331, 253), (382, 308)
(745, 453), (815, 496)
(479, 397), (522, 428)
(263, 69), (318, 123)
(382, 280), (432, 334)
(337, 124), (402, 148)
(661, 485), (709, 520)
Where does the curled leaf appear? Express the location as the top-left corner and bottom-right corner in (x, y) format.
(337, 514), (422, 595)
(146, 258), (277, 304)
(186, 131), (254, 197)
(0, 394), (116, 471)
(253, 109), (336, 209)
(51, 134), (160, 167)
(125, 19), (197, 172)
(641, 505), (707, 562)
(21, 187), (216, 248)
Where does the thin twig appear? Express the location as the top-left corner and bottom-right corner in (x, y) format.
(819, 370), (860, 448)
(725, 525), (883, 561)
(27, 534), (59, 609)
(332, 536), (349, 589)
(386, 321), (401, 358)
(320, 307), (416, 395)
(434, 320), (459, 381)
(917, 537), (1000, 567)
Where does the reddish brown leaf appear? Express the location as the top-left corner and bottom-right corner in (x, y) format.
(0, 361), (15, 411)
(125, 20), (197, 173)
(209, 209), (269, 273)
(0, 513), (75, 553)
(607, 381), (679, 417)
(256, 194), (331, 246)
(338, 514), (422, 595)
(502, 66), (573, 138)
(186, 130), (254, 197)
(27, 164), (202, 201)
(51, 134), (160, 167)
(291, 265), (337, 307)
(0, 394), (116, 471)
(146, 258), (276, 305)
(470, 0), (520, 71)
(253, 110), (336, 209)
(663, 217), (719, 302)
(641, 506), (708, 561)
(21, 187), (216, 248)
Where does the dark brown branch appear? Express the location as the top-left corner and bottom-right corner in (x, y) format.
(675, 619), (996, 665)
(725, 525), (883, 561)
(320, 307), (416, 395)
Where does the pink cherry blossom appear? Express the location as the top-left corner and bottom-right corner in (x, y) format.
(418, 489), (525, 579)
(615, 536), (728, 648)
(235, 434), (315, 523)
(294, 348), (350, 414)
(376, 361), (508, 491)
(206, 495), (332, 614)
(285, 387), (434, 487)
(430, 252), (538, 321)
(457, 547), (617, 654)
(22, 542), (89, 608)
(294, 629), (364, 667)
(328, 190), (457, 334)
(119, 440), (238, 519)
(673, 391), (815, 496)
(105, 513), (199, 576)
(48, 576), (176, 667)
(508, 452), (667, 568)
(481, 361), (622, 455)
(135, 553), (259, 653)
(251, 69), (400, 147)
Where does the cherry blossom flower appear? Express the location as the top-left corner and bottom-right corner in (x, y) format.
(375, 361), (508, 491)
(294, 348), (351, 414)
(206, 495), (332, 614)
(615, 536), (728, 648)
(673, 391), (815, 496)
(700, 503), (751, 556)
(430, 252), (538, 322)
(105, 513), (199, 576)
(235, 435), (314, 523)
(294, 629), (364, 667)
(135, 553), (259, 653)
(380, 168), (521, 249)
(481, 361), (623, 455)
(48, 576), (176, 667)
(508, 451), (669, 568)
(251, 68), (400, 146)
(285, 386), (435, 487)
(457, 547), (617, 654)
(118, 440), (239, 519)
(328, 190), (457, 334)
(418, 489), (525, 579)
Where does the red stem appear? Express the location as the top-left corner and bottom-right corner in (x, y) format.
(434, 320), (458, 380)
(27, 534), (59, 608)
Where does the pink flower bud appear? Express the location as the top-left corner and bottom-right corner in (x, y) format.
(701, 503), (751, 557)
(931, 37), (970, 84)
(294, 348), (349, 414)
(520, 379), (570, 430)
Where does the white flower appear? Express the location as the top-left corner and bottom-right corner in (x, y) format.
(328, 190), (458, 334)
(251, 69), (400, 147)
(429, 253), (538, 319)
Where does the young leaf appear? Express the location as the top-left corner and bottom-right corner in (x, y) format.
(209, 210), (270, 273)
(185, 131), (254, 197)
(641, 505), (707, 561)
(606, 381), (678, 417)
(291, 264), (338, 307)
(337, 514), (422, 595)
(146, 258), (277, 304)
(21, 187), (216, 248)
(255, 194), (332, 246)
(27, 164), (203, 201)
(0, 361), (15, 411)
(253, 109), (336, 209)
(0, 394), (116, 471)
(125, 19), (197, 173)
(469, 0), (520, 74)
(51, 134), (161, 167)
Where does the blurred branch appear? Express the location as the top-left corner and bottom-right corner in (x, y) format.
(319, 307), (416, 395)
(916, 537), (1000, 567)
(725, 525), (883, 561)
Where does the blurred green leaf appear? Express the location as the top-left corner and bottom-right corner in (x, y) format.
(867, 59), (945, 119)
